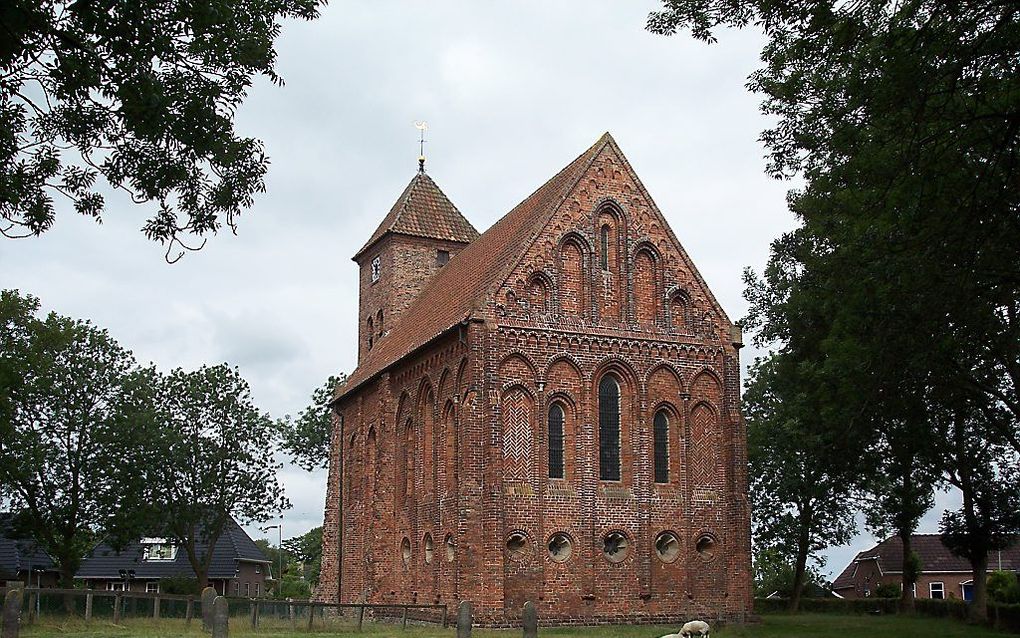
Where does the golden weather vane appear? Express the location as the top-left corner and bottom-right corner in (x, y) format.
(414, 120), (428, 172)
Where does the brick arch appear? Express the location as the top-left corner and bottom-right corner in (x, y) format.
(545, 391), (577, 482)
(557, 232), (590, 317)
(645, 361), (686, 393)
(544, 353), (585, 384)
(592, 357), (637, 484)
(689, 401), (720, 489)
(416, 380), (437, 503)
(501, 385), (536, 484)
(667, 288), (692, 332)
(591, 355), (639, 392)
(498, 351), (539, 388)
(527, 271), (553, 313)
(442, 399), (457, 496)
(691, 368), (723, 399)
(455, 357), (469, 394)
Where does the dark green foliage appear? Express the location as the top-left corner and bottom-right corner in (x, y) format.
(160, 574), (202, 595)
(0, 289), (152, 586)
(988, 571), (1020, 605)
(142, 363), (288, 588)
(1, 0), (323, 257)
(279, 376), (342, 472)
(282, 526), (321, 586)
(875, 583), (901, 599)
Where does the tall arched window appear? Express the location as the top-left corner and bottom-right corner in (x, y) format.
(653, 410), (669, 483)
(600, 225), (610, 270)
(598, 376), (621, 481)
(377, 309), (384, 336)
(548, 403), (565, 479)
(403, 419), (414, 504)
(367, 317), (374, 349)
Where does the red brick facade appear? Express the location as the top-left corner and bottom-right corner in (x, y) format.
(317, 134), (752, 626)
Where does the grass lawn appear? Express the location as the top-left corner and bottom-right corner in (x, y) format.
(17, 613), (1010, 637)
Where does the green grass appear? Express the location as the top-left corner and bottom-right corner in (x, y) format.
(16, 613), (1011, 637)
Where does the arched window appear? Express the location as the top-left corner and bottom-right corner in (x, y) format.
(600, 225), (610, 270)
(653, 410), (669, 483)
(377, 309), (384, 336)
(403, 419), (414, 504)
(548, 403), (565, 479)
(366, 317), (374, 349)
(598, 376), (621, 481)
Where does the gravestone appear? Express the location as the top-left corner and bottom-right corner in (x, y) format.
(456, 600), (472, 638)
(201, 587), (216, 631)
(523, 601), (537, 638)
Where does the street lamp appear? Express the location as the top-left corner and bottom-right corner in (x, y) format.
(260, 521), (283, 595)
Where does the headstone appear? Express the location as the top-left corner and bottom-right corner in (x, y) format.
(523, 601), (537, 638)
(212, 596), (228, 638)
(456, 600), (472, 638)
(2, 588), (24, 638)
(201, 587), (216, 631)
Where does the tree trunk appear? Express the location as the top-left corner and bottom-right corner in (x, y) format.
(969, 551), (990, 623)
(788, 511), (812, 613)
(899, 530), (916, 614)
(60, 564), (76, 614)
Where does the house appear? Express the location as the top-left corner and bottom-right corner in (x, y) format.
(317, 133), (751, 625)
(832, 534), (1020, 601)
(0, 513), (60, 587)
(76, 517), (272, 597)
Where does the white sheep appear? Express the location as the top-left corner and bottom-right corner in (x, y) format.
(658, 619), (711, 638)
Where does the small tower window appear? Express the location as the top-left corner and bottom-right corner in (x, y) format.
(653, 410), (669, 483)
(371, 256), (381, 282)
(436, 249), (450, 266)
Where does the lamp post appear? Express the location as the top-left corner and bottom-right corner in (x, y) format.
(260, 522), (283, 596)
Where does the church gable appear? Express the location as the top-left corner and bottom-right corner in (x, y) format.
(495, 137), (732, 343)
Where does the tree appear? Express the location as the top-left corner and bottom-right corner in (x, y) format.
(279, 375), (342, 472)
(0, 289), (151, 589)
(744, 353), (858, 612)
(143, 363), (288, 588)
(282, 525), (321, 586)
(648, 0), (1020, 619)
(1, 0), (324, 259)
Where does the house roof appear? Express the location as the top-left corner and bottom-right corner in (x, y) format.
(832, 534), (1020, 590)
(76, 517), (269, 580)
(353, 170), (480, 260)
(0, 513), (58, 576)
(337, 133), (612, 400)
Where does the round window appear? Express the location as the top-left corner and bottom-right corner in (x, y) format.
(547, 533), (573, 563)
(445, 533), (455, 562)
(655, 532), (680, 563)
(400, 537), (411, 567)
(424, 533), (434, 564)
(506, 531), (529, 560)
(602, 531), (630, 563)
(695, 533), (718, 562)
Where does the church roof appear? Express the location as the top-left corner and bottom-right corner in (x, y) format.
(353, 170), (479, 260)
(338, 133), (613, 399)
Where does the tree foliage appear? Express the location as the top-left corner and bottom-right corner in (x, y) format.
(143, 363), (288, 588)
(279, 375), (341, 472)
(1, 0), (323, 259)
(282, 525), (321, 585)
(0, 289), (151, 586)
(649, 0), (1019, 620)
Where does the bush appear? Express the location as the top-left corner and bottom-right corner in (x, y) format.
(989, 571), (1020, 604)
(874, 583), (901, 599)
(160, 575), (201, 595)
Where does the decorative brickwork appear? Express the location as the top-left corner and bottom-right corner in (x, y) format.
(317, 133), (751, 626)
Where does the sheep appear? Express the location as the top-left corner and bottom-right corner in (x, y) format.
(657, 619), (711, 638)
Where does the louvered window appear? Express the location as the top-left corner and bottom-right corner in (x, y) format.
(598, 376), (621, 481)
(548, 403), (565, 479)
(654, 410), (669, 483)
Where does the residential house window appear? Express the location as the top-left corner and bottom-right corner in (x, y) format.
(598, 375), (621, 481)
(930, 582), (945, 599)
(235, 581), (240, 596)
(548, 403), (565, 479)
(255, 564), (261, 574)
(244, 583), (250, 597)
(141, 538), (177, 561)
(255, 583), (261, 597)
(146, 582), (159, 594)
(653, 410), (669, 483)
(107, 582), (125, 592)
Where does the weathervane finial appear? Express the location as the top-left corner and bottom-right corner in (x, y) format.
(414, 121), (428, 172)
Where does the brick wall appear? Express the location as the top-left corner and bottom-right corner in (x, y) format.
(320, 141), (751, 625)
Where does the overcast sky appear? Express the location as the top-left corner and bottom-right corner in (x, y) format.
(2, 1), (957, 579)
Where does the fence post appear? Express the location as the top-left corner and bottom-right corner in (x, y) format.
(185, 595), (194, 626)
(153, 595), (161, 619)
(306, 603), (314, 630)
(212, 596), (228, 638)
(456, 600), (472, 638)
(523, 601), (537, 638)
(288, 598), (295, 630)
(442, 604), (449, 628)
(402, 605), (408, 629)
(201, 587), (216, 631)
(355, 604), (364, 631)
(249, 601), (257, 629)
(2, 588), (24, 638)
(84, 592), (93, 622)
(112, 593), (121, 624)
(25, 591), (35, 625)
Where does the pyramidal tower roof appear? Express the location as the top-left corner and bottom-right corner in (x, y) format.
(353, 171), (479, 260)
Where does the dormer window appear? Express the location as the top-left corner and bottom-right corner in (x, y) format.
(436, 250), (450, 267)
(371, 256), (381, 282)
(141, 538), (177, 561)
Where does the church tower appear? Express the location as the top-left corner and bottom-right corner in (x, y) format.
(352, 168), (479, 363)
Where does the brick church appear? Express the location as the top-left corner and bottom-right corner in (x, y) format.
(317, 133), (751, 625)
